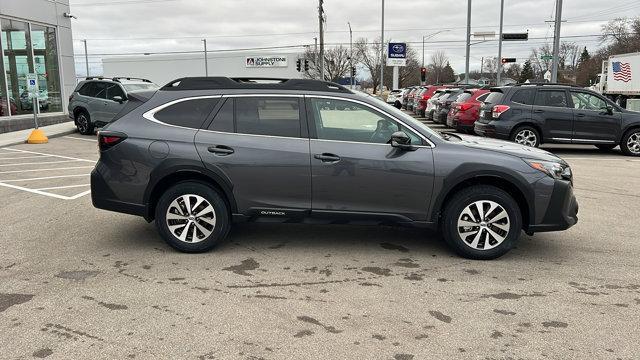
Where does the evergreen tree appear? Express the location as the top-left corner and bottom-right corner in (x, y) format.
(578, 47), (590, 68)
(441, 62), (456, 83)
(518, 60), (534, 83)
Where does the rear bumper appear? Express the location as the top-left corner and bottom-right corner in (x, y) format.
(528, 180), (578, 233)
(473, 121), (510, 139)
(91, 167), (147, 219)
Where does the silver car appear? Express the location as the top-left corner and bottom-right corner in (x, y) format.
(68, 77), (158, 134)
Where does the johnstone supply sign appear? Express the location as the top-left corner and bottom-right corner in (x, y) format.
(387, 43), (407, 67)
(245, 56), (288, 68)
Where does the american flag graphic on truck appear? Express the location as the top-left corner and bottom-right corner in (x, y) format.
(612, 62), (632, 82)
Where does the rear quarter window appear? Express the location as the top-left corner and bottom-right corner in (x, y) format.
(510, 88), (536, 105)
(154, 98), (219, 129)
(483, 91), (504, 104)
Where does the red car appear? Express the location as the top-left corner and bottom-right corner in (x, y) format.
(446, 89), (490, 133)
(414, 85), (445, 118)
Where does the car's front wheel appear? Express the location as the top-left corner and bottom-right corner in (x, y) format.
(155, 182), (231, 252)
(511, 125), (540, 147)
(620, 128), (640, 157)
(442, 185), (522, 260)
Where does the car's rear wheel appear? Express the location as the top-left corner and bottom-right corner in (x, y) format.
(511, 126), (540, 147)
(620, 128), (640, 157)
(595, 144), (616, 151)
(75, 110), (94, 135)
(442, 185), (522, 260)
(155, 182), (230, 252)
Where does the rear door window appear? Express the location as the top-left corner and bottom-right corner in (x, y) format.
(154, 98), (219, 129)
(93, 82), (108, 99)
(235, 97), (301, 138)
(510, 89), (536, 105)
(534, 90), (569, 108)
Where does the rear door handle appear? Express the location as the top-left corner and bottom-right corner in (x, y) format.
(208, 145), (234, 155)
(575, 113), (586, 117)
(533, 109), (544, 113)
(314, 153), (341, 162)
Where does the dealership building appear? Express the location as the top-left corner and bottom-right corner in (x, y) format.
(102, 51), (306, 86)
(0, 0), (76, 129)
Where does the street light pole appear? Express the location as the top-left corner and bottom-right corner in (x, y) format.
(202, 39), (208, 76)
(83, 39), (89, 77)
(379, 0), (385, 95)
(551, 0), (563, 83)
(497, 0), (505, 85)
(464, 0), (471, 85)
(348, 22), (353, 89)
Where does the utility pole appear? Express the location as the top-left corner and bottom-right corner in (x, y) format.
(202, 39), (208, 76)
(379, 0), (385, 95)
(348, 22), (353, 89)
(318, 0), (325, 81)
(464, 0), (471, 85)
(551, 0), (563, 83)
(83, 39), (89, 77)
(480, 56), (484, 81)
(496, 0), (505, 85)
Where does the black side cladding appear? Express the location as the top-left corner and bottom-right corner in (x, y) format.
(111, 90), (156, 122)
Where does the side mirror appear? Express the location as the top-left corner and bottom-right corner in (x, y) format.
(600, 105), (614, 115)
(112, 95), (124, 104)
(390, 131), (416, 151)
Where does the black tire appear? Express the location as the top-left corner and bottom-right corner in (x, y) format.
(620, 128), (640, 157)
(394, 101), (402, 109)
(441, 185), (522, 260)
(75, 110), (94, 135)
(155, 182), (231, 253)
(595, 144), (616, 151)
(510, 125), (540, 148)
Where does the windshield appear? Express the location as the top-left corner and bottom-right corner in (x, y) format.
(456, 92), (472, 102)
(354, 91), (442, 140)
(123, 83), (159, 92)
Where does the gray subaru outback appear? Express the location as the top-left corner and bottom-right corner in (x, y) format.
(91, 77), (578, 260)
(68, 77), (159, 134)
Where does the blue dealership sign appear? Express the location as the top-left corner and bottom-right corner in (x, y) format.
(388, 43), (406, 59)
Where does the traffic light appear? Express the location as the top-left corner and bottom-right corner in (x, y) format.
(304, 59), (309, 71)
(501, 58), (517, 64)
(420, 67), (427, 82)
(351, 66), (356, 77)
(296, 59), (301, 72)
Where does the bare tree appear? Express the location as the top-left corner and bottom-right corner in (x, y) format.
(302, 45), (354, 82)
(355, 37), (385, 93)
(428, 50), (448, 84)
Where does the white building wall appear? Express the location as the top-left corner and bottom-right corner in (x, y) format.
(102, 52), (305, 86)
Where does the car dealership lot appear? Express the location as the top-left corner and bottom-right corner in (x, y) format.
(1, 132), (639, 359)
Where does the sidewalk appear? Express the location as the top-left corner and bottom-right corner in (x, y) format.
(0, 122), (78, 148)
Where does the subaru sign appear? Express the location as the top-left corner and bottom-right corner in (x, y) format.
(387, 42), (407, 67)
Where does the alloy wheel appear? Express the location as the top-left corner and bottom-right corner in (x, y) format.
(626, 132), (640, 155)
(166, 194), (216, 243)
(77, 114), (88, 133)
(457, 200), (510, 251)
(514, 129), (537, 147)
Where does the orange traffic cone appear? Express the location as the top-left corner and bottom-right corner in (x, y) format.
(27, 129), (48, 144)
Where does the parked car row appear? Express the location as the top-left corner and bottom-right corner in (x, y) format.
(398, 82), (640, 156)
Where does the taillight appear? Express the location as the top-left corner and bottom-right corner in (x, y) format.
(98, 132), (127, 152)
(69, 94), (74, 102)
(422, 94), (432, 100)
(458, 103), (474, 112)
(492, 105), (510, 119)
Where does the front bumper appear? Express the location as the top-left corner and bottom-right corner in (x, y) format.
(528, 179), (578, 233)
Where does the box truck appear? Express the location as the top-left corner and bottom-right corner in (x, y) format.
(591, 52), (640, 109)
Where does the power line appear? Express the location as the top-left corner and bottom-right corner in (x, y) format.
(71, 0), (181, 6)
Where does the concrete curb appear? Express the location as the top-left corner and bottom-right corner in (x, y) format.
(0, 123), (78, 148)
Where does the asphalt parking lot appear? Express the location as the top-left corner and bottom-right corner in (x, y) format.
(1, 125), (639, 359)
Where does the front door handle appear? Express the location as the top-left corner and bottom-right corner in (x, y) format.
(208, 145), (234, 155)
(575, 113), (586, 117)
(314, 153), (341, 162)
(533, 109), (544, 113)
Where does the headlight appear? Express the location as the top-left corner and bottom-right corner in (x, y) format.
(524, 159), (572, 182)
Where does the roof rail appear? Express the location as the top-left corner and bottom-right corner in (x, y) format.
(161, 77), (352, 93)
(112, 77), (153, 83)
(513, 82), (582, 88)
(85, 77), (105, 81)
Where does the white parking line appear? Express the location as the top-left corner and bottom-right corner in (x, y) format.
(0, 182), (91, 200)
(0, 159), (82, 167)
(561, 157), (640, 162)
(0, 155), (51, 160)
(0, 174), (89, 182)
(0, 166), (94, 174)
(2, 148), (95, 163)
(35, 184), (90, 191)
(64, 136), (97, 142)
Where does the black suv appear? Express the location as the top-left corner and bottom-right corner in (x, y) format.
(91, 77), (578, 260)
(474, 83), (640, 156)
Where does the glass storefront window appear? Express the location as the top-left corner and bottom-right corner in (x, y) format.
(31, 24), (62, 113)
(1, 18), (35, 116)
(0, 18), (62, 117)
